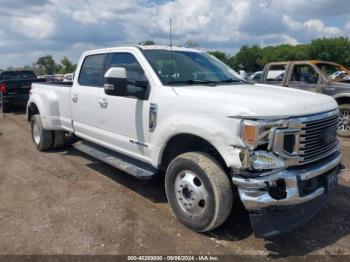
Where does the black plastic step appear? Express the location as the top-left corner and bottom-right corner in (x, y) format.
(73, 141), (157, 180)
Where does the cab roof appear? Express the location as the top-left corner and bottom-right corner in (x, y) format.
(137, 45), (201, 52)
(268, 60), (350, 71)
(83, 45), (202, 56)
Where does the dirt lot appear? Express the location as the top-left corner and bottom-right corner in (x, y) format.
(0, 111), (350, 257)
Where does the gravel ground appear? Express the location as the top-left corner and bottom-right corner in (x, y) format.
(0, 111), (349, 257)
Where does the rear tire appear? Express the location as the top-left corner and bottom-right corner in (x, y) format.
(52, 131), (66, 149)
(338, 104), (350, 137)
(165, 152), (233, 232)
(31, 114), (53, 151)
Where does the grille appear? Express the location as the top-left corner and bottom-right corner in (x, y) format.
(298, 111), (339, 164)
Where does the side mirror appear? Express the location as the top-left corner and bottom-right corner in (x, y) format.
(104, 67), (127, 96)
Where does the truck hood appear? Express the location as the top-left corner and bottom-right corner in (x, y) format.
(173, 83), (338, 118)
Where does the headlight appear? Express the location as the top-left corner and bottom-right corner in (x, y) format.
(241, 120), (285, 150)
(240, 119), (288, 171)
(251, 151), (286, 170)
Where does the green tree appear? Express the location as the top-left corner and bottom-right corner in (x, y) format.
(57, 57), (76, 74)
(208, 51), (231, 65)
(231, 45), (263, 72)
(308, 37), (350, 66)
(139, 40), (156, 46)
(36, 55), (56, 75)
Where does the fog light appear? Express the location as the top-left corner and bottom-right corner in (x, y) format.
(251, 151), (285, 170)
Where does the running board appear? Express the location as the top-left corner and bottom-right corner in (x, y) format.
(73, 141), (157, 180)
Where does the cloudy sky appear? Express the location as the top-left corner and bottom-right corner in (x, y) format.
(0, 0), (349, 68)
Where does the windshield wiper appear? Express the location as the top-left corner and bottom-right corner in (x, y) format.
(217, 78), (247, 84)
(169, 80), (218, 86)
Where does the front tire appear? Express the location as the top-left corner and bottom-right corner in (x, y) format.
(165, 152), (233, 232)
(31, 114), (53, 151)
(338, 104), (350, 137)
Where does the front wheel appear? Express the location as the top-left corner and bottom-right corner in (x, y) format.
(338, 104), (350, 137)
(165, 152), (233, 232)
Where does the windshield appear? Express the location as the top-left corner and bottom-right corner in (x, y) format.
(143, 50), (244, 86)
(0, 71), (36, 81)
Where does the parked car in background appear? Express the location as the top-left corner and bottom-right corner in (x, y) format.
(0, 70), (45, 113)
(247, 71), (262, 82)
(248, 70), (285, 83)
(63, 73), (74, 82)
(329, 71), (348, 80)
(39, 75), (55, 82)
(54, 74), (64, 81)
(27, 46), (342, 238)
(260, 61), (350, 137)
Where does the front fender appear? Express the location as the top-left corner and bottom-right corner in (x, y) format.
(150, 113), (244, 169)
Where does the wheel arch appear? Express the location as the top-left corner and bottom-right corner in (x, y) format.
(158, 133), (229, 172)
(27, 101), (40, 122)
(333, 94), (350, 105)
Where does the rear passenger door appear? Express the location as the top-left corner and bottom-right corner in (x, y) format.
(97, 52), (151, 162)
(71, 53), (107, 142)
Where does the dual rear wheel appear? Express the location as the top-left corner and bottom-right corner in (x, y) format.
(31, 114), (66, 151)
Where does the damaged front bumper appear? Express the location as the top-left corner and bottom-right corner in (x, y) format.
(232, 150), (342, 238)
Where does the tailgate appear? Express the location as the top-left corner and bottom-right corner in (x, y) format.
(2, 79), (36, 96)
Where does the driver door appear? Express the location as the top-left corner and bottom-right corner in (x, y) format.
(97, 52), (151, 162)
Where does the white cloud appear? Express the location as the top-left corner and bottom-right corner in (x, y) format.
(304, 19), (341, 36)
(11, 14), (56, 39)
(0, 0), (349, 67)
(283, 15), (341, 38)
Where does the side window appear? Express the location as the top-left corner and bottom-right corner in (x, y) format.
(265, 64), (286, 84)
(78, 54), (107, 87)
(107, 53), (148, 98)
(290, 65), (318, 84)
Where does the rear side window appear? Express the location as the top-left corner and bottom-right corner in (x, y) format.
(78, 54), (107, 87)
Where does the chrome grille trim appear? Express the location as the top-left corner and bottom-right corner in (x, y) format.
(297, 110), (339, 165)
(272, 109), (340, 166)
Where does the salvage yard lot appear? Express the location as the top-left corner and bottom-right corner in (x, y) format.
(0, 111), (350, 256)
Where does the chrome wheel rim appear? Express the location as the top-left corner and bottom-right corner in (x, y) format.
(339, 109), (350, 132)
(33, 122), (41, 145)
(174, 170), (209, 217)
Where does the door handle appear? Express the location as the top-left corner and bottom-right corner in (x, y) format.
(98, 98), (108, 108)
(72, 94), (78, 103)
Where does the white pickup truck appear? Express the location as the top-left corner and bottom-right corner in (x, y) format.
(27, 45), (342, 238)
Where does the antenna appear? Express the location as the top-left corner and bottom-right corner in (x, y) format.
(170, 18), (173, 86)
